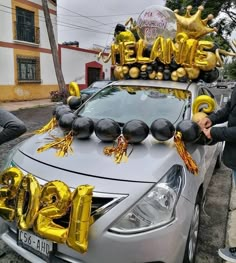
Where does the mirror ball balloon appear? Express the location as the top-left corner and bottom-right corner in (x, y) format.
(72, 117), (94, 139)
(123, 119), (149, 144)
(176, 120), (201, 143)
(95, 118), (121, 142)
(150, 118), (175, 141)
(58, 112), (77, 132)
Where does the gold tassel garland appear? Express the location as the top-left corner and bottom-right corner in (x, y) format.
(104, 135), (129, 164)
(174, 131), (198, 175)
(34, 117), (57, 134)
(37, 131), (74, 157)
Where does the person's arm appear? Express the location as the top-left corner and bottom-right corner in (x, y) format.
(0, 109), (27, 145)
(210, 126), (236, 143)
(208, 100), (231, 125)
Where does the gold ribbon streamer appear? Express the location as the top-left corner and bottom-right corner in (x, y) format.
(174, 132), (198, 175)
(37, 131), (74, 157)
(34, 117), (57, 134)
(104, 135), (129, 164)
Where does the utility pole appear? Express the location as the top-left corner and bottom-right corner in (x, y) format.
(42, 0), (67, 98)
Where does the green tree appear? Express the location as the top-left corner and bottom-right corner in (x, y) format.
(225, 60), (236, 79)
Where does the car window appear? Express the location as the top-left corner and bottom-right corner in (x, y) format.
(88, 81), (111, 89)
(78, 85), (191, 126)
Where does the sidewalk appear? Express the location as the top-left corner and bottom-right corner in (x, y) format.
(0, 99), (56, 112)
(226, 179), (236, 263)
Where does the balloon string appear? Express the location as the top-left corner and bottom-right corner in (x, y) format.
(37, 131), (74, 157)
(174, 131), (198, 175)
(104, 135), (130, 164)
(34, 117), (57, 134)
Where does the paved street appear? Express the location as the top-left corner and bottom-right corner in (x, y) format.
(0, 91), (233, 262)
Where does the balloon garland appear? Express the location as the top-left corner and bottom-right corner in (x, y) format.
(35, 103), (202, 173)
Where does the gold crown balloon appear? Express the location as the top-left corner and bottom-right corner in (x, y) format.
(174, 5), (217, 39)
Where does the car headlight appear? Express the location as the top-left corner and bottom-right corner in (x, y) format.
(110, 165), (184, 234)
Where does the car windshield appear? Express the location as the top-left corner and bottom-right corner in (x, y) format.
(78, 85), (191, 126)
(89, 81), (111, 89)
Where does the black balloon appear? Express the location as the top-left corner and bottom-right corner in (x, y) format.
(199, 68), (219, 83)
(58, 112), (77, 132)
(53, 104), (68, 116)
(176, 120), (201, 143)
(72, 117), (94, 139)
(146, 65), (153, 74)
(150, 118), (175, 141)
(157, 65), (164, 72)
(140, 71), (148, 79)
(123, 119), (149, 144)
(95, 118), (121, 142)
(55, 106), (72, 121)
(67, 96), (82, 110)
(170, 59), (179, 70)
(163, 67), (171, 80)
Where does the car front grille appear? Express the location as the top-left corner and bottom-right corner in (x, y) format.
(10, 163), (127, 226)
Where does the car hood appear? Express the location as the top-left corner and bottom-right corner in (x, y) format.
(17, 128), (194, 183)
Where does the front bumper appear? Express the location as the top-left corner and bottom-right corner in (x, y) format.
(0, 194), (194, 263)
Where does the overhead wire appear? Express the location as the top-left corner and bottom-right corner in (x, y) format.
(0, 4), (114, 36)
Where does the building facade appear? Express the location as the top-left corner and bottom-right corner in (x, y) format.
(0, 0), (58, 102)
(59, 44), (112, 90)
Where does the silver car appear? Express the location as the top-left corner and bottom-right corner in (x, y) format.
(0, 80), (222, 263)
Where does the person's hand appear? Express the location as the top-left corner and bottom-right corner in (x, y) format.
(198, 117), (212, 130)
(202, 127), (212, 139)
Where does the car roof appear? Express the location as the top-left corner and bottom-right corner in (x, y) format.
(111, 79), (198, 91)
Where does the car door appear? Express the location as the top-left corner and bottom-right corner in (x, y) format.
(197, 87), (222, 193)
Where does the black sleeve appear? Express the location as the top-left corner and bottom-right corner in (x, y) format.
(211, 126), (236, 142)
(208, 100), (231, 125)
(0, 109), (27, 145)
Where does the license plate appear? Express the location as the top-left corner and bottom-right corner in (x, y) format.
(17, 230), (54, 260)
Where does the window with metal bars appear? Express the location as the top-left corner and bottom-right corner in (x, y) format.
(17, 56), (41, 83)
(16, 7), (36, 43)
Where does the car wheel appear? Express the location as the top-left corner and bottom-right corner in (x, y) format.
(183, 196), (201, 263)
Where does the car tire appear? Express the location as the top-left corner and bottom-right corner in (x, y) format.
(183, 195), (201, 263)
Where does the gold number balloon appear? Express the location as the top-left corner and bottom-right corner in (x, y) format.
(0, 167), (23, 221)
(34, 181), (71, 243)
(16, 174), (41, 230)
(67, 185), (94, 253)
(69, 82), (81, 97)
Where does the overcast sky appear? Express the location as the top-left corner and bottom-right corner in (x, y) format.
(57, 0), (165, 49)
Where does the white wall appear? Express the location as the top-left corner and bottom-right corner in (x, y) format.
(61, 48), (112, 84)
(0, 1), (13, 42)
(39, 10), (58, 49)
(40, 53), (57, 84)
(0, 47), (14, 85)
